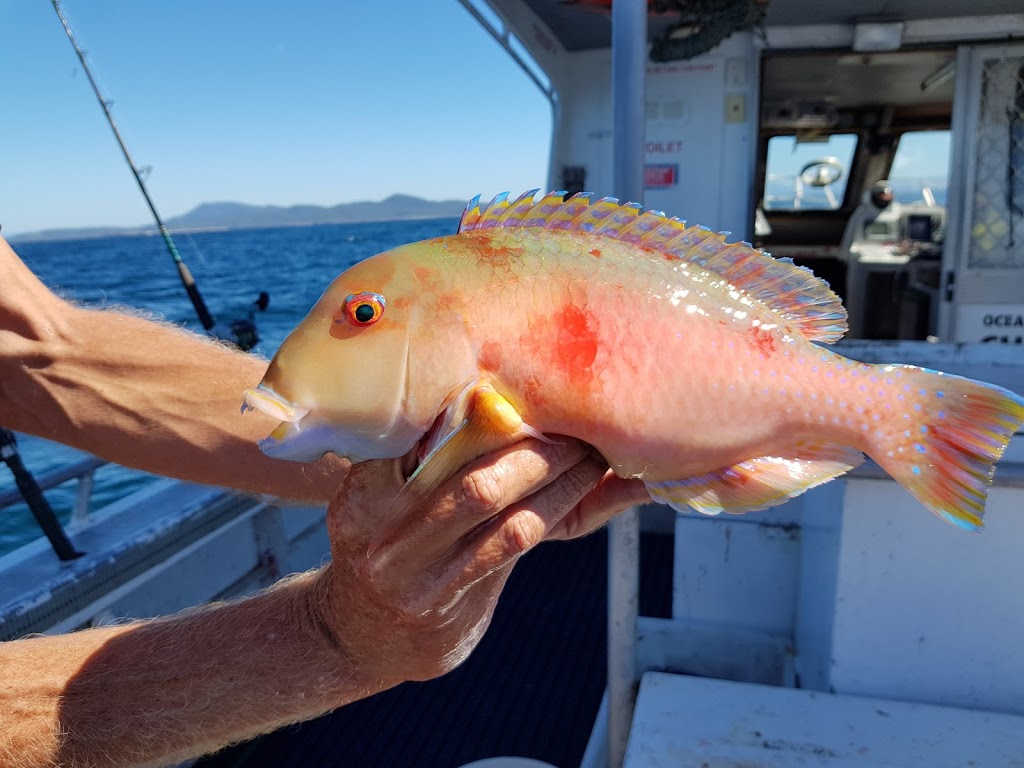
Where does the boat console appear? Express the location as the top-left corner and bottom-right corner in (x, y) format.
(843, 192), (947, 338)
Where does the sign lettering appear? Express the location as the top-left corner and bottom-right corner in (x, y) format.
(956, 304), (1024, 343)
(645, 140), (683, 154)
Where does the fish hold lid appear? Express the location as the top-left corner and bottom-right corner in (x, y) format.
(459, 190), (848, 345)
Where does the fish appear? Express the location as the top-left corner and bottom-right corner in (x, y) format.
(243, 190), (1024, 544)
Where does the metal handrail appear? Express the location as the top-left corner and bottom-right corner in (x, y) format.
(0, 456), (108, 520)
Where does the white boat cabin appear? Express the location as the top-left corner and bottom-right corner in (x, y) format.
(462, 1), (1024, 766)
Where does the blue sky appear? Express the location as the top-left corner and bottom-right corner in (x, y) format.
(1, 1), (552, 235)
(766, 132), (950, 181)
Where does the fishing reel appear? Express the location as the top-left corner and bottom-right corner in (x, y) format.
(208, 291), (270, 352)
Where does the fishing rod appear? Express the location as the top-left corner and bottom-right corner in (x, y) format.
(50, 0), (264, 350)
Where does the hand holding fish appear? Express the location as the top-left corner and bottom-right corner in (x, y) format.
(315, 435), (648, 686)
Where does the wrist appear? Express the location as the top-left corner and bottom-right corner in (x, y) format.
(297, 567), (398, 699)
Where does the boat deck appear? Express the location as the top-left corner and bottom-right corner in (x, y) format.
(196, 529), (673, 768)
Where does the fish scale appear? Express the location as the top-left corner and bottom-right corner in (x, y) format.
(244, 191), (1024, 533)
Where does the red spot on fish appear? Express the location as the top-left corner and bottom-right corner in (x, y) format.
(589, 248), (602, 258)
(479, 341), (503, 373)
(554, 304), (599, 375)
(748, 326), (777, 357)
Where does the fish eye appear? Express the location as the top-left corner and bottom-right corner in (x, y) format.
(342, 291), (386, 327)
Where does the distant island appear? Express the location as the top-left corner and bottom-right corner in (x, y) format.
(11, 193), (467, 242)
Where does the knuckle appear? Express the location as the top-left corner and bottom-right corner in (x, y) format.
(497, 510), (545, 558)
(459, 465), (506, 515)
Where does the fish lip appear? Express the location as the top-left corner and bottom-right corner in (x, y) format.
(242, 385), (310, 424)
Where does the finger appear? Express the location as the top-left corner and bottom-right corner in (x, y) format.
(376, 437), (590, 567)
(435, 455), (609, 591)
(545, 473), (651, 541)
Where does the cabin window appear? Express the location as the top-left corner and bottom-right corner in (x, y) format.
(763, 134), (857, 211)
(887, 130), (950, 205)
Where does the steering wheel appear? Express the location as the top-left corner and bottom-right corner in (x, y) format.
(799, 157), (844, 187)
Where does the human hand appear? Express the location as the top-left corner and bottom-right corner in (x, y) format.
(310, 438), (649, 688)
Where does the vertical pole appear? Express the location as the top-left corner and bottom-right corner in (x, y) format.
(608, 3), (646, 767)
(607, 508), (639, 768)
(612, 0), (646, 205)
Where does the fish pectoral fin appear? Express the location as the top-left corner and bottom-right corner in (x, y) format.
(368, 385), (547, 554)
(646, 441), (864, 516)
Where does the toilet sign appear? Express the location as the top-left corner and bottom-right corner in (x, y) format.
(957, 304), (1024, 343)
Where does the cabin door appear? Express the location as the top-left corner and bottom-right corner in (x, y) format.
(942, 43), (1024, 344)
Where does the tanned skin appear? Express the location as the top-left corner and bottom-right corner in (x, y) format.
(0, 236), (648, 767)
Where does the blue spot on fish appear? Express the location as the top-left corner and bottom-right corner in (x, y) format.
(915, 443), (925, 453)
(912, 465), (921, 475)
(937, 391), (945, 398)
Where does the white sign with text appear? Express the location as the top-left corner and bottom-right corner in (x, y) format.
(957, 304), (1024, 344)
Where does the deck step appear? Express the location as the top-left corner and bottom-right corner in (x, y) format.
(625, 671), (1024, 767)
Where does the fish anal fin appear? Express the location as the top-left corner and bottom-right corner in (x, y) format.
(647, 442), (864, 516)
(457, 191), (848, 344)
(368, 384), (547, 553)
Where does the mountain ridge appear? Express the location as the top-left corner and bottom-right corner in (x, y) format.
(11, 193), (467, 242)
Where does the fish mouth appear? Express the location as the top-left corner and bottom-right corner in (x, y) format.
(241, 385), (310, 423)
(243, 385), (340, 462)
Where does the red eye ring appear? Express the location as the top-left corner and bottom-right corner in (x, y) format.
(343, 291), (386, 326)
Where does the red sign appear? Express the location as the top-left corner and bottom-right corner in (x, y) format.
(644, 164), (678, 189)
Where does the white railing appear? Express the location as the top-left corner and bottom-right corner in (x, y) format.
(0, 455), (108, 527)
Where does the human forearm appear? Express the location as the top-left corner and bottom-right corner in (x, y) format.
(0, 236), (342, 501)
(0, 569), (377, 768)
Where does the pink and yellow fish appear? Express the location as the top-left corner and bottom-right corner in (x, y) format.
(243, 190), (1024, 538)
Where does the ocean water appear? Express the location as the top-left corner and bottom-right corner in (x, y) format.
(1, 217), (459, 555)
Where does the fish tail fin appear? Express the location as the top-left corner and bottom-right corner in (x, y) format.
(867, 367), (1024, 530)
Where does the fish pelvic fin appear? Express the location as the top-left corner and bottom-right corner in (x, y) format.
(866, 367), (1024, 531)
(646, 442), (864, 516)
(458, 190), (848, 344)
(367, 383), (549, 555)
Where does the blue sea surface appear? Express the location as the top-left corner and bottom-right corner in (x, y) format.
(1, 218), (458, 555)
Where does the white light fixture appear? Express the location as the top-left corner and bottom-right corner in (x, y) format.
(852, 21), (904, 52)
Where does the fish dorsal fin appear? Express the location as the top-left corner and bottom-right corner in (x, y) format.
(458, 191), (848, 344)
